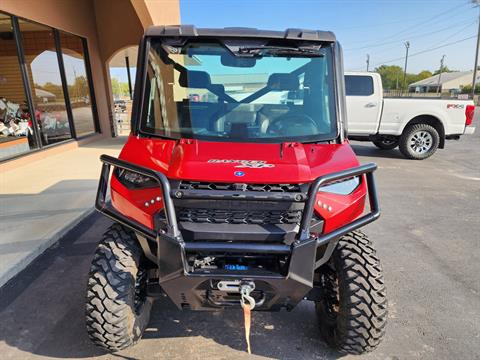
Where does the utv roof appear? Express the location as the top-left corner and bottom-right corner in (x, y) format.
(145, 25), (336, 42)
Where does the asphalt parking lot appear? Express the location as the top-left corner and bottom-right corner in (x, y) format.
(1, 118), (479, 360)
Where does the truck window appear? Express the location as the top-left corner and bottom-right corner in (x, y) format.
(345, 75), (374, 96)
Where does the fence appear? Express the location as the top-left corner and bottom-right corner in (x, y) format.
(384, 90), (473, 100)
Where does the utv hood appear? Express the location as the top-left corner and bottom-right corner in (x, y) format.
(119, 136), (360, 183)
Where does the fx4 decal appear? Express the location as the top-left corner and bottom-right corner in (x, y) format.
(208, 159), (275, 168)
(447, 104), (465, 109)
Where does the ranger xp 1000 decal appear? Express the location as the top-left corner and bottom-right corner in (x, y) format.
(207, 159), (275, 168)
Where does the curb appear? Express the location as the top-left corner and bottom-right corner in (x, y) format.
(0, 207), (96, 288)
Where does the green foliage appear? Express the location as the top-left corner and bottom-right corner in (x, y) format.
(38, 82), (63, 98)
(111, 77), (130, 97)
(374, 65), (433, 90)
(433, 66), (454, 75)
(36, 76), (90, 102)
(68, 76), (89, 101)
(375, 65), (404, 90)
(460, 84), (480, 94)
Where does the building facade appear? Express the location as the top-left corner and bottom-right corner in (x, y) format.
(408, 70), (479, 94)
(0, 0), (180, 166)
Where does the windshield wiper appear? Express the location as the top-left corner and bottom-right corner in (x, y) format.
(299, 139), (331, 144)
(237, 45), (322, 56)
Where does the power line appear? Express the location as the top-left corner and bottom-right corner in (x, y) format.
(344, 2), (470, 51)
(345, 18), (477, 52)
(355, 19), (478, 61)
(355, 34), (477, 70)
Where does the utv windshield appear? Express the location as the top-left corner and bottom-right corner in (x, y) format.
(139, 38), (337, 143)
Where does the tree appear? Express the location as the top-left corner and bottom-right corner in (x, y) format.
(375, 65), (404, 90)
(375, 66), (434, 90)
(460, 84), (480, 94)
(406, 70), (433, 86)
(39, 82), (64, 98)
(68, 76), (89, 102)
(433, 66), (455, 75)
(417, 70), (433, 80)
(111, 77), (130, 98)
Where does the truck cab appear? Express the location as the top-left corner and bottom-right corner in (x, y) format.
(345, 71), (475, 159)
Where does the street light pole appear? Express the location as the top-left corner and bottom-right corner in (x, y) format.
(437, 55), (445, 94)
(366, 54), (370, 72)
(403, 41), (410, 93)
(472, 1), (480, 98)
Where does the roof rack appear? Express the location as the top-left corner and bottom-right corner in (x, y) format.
(145, 25), (336, 42)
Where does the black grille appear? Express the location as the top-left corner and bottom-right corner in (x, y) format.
(179, 181), (301, 193)
(177, 207), (302, 225)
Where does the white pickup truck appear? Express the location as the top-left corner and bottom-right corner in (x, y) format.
(345, 72), (476, 159)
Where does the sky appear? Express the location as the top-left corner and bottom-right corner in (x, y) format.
(180, 0), (478, 73)
(110, 0), (479, 83)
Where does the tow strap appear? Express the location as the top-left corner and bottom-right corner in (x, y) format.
(242, 302), (252, 354)
(240, 284), (256, 354)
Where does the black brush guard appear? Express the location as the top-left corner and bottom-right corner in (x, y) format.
(96, 154), (380, 311)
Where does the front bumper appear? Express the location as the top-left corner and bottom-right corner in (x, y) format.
(96, 155), (380, 311)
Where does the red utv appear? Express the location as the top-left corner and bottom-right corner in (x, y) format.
(86, 26), (387, 355)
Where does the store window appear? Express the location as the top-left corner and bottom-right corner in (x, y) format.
(59, 32), (95, 137)
(0, 13), (38, 160)
(0, 12), (99, 161)
(18, 19), (72, 146)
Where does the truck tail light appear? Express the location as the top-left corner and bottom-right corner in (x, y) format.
(465, 105), (475, 126)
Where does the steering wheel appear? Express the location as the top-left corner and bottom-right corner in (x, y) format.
(267, 113), (318, 137)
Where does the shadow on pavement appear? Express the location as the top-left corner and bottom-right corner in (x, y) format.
(79, 135), (128, 150)
(351, 143), (406, 160)
(0, 212), (342, 360)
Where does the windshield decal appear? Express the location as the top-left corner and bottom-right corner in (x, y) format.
(208, 159), (275, 168)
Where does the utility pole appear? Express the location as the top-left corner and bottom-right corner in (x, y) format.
(403, 41), (410, 93)
(437, 55), (445, 94)
(366, 54), (370, 72)
(472, 0), (480, 98)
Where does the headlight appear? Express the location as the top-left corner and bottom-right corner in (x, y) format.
(318, 176), (360, 195)
(115, 168), (157, 188)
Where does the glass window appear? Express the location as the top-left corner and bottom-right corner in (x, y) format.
(59, 32), (95, 137)
(0, 13), (38, 160)
(18, 19), (72, 145)
(140, 40), (337, 143)
(345, 75), (374, 96)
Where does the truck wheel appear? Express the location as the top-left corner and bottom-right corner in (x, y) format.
(315, 231), (387, 355)
(86, 224), (152, 352)
(372, 137), (398, 150)
(399, 124), (439, 160)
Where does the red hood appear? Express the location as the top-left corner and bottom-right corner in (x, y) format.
(119, 135), (359, 183)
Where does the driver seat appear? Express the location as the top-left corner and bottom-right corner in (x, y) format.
(256, 73), (300, 134)
(256, 105), (290, 134)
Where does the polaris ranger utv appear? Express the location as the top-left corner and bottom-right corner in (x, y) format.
(86, 26), (387, 355)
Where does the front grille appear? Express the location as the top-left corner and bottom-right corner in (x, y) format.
(177, 207), (302, 225)
(179, 181), (301, 193)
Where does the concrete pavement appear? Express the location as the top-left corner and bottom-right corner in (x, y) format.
(0, 136), (127, 287)
(0, 117), (479, 359)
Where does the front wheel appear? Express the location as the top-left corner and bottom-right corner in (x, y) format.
(399, 123), (439, 160)
(85, 224), (153, 352)
(315, 231), (387, 355)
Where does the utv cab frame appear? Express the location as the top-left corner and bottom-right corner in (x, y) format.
(86, 26), (387, 355)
